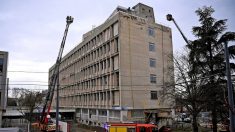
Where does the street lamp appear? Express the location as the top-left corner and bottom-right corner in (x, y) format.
(166, 14), (235, 132)
(224, 41), (235, 132)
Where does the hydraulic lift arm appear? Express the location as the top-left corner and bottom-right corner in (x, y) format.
(40, 16), (73, 126)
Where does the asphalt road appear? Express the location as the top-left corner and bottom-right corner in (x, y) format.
(70, 122), (96, 132)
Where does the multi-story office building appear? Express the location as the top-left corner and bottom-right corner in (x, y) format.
(0, 51), (8, 126)
(50, 3), (174, 126)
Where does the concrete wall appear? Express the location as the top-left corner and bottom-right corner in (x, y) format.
(0, 51), (8, 127)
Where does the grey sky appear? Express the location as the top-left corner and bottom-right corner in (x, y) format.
(1, 0), (235, 90)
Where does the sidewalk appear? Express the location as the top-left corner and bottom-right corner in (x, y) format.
(70, 122), (97, 132)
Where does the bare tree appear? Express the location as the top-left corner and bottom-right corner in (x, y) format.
(14, 88), (44, 131)
(165, 50), (208, 132)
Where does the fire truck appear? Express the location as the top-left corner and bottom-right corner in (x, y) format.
(108, 123), (158, 132)
(34, 16), (73, 132)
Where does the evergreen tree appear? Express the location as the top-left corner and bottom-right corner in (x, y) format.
(187, 6), (235, 132)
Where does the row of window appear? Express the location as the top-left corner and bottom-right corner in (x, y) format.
(60, 56), (118, 85)
(59, 39), (119, 86)
(60, 72), (119, 96)
(60, 37), (119, 72)
(57, 26), (155, 77)
(61, 91), (158, 108)
(60, 90), (157, 107)
(60, 22), (119, 69)
(60, 44), (155, 87)
(60, 91), (116, 107)
(148, 25), (157, 83)
(60, 73), (156, 94)
(79, 56), (118, 78)
(60, 73), (157, 96)
(58, 37), (156, 87)
(149, 24), (157, 99)
(79, 109), (120, 117)
(57, 25), (158, 104)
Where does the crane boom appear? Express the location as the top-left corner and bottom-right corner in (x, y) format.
(40, 16), (73, 130)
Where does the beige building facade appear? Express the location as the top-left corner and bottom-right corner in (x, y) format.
(50, 3), (174, 126)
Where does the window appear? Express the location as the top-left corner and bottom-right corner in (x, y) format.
(107, 43), (110, 52)
(116, 73), (119, 86)
(0, 58), (3, 73)
(104, 45), (106, 54)
(104, 93), (106, 100)
(94, 51), (96, 59)
(148, 27), (155, 36)
(107, 59), (110, 68)
(113, 22), (119, 36)
(104, 60), (106, 69)
(100, 47), (103, 55)
(150, 74), (156, 83)
(140, 127), (146, 132)
(115, 38), (119, 52)
(100, 77), (103, 85)
(107, 92), (110, 100)
(99, 110), (107, 116)
(101, 93), (103, 100)
(151, 91), (158, 100)
(104, 76), (107, 85)
(101, 61), (103, 70)
(149, 42), (155, 51)
(127, 128), (136, 132)
(149, 58), (156, 67)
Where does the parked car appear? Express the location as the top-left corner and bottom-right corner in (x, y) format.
(175, 113), (191, 123)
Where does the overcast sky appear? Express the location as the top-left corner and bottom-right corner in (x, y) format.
(1, 0), (235, 90)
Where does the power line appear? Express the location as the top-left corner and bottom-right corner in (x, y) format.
(1, 72), (225, 87)
(8, 71), (48, 73)
(7, 70), (160, 77)
(1, 83), (164, 87)
(6, 88), (163, 91)
(10, 81), (48, 83)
